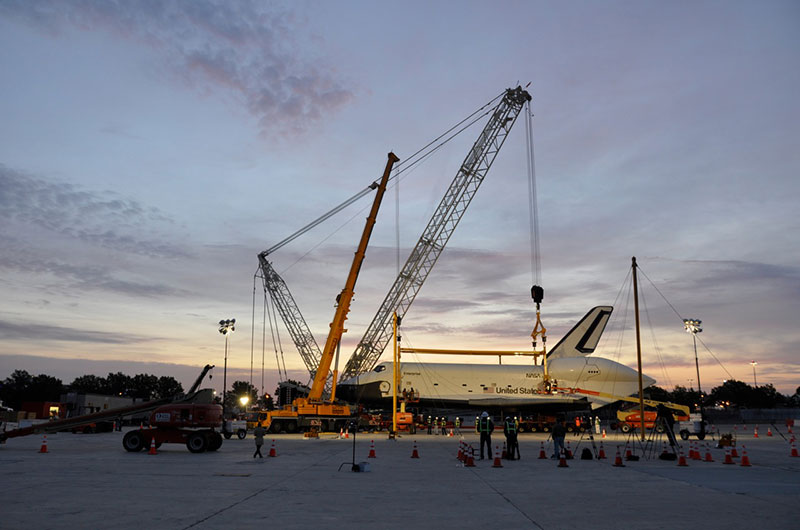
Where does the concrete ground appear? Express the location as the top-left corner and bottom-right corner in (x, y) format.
(1, 425), (798, 529)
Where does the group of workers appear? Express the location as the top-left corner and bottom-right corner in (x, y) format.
(476, 412), (522, 460)
(426, 415), (461, 435)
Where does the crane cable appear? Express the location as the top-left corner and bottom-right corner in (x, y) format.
(260, 91), (506, 258)
(525, 101), (541, 286)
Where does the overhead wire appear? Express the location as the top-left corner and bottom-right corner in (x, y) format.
(638, 268), (734, 380)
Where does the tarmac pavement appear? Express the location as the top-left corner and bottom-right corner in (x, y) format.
(1, 425), (798, 529)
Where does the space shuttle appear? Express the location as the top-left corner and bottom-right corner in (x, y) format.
(337, 306), (655, 412)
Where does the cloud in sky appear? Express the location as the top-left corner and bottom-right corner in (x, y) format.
(0, 1), (798, 397)
(0, 0), (353, 137)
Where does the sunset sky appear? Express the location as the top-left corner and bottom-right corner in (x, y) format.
(1, 0), (798, 398)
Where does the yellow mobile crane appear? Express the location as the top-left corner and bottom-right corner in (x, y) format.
(263, 153), (399, 434)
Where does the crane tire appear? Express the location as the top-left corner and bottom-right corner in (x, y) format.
(187, 432), (208, 453)
(237, 429), (247, 440)
(208, 432), (223, 451)
(123, 431), (146, 452)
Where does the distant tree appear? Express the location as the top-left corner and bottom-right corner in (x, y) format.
(105, 372), (133, 396)
(155, 376), (183, 399)
(227, 380), (258, 413)
(29, 374), (64, 402)
(1, 370), (34, 410)
(668, 385), (702, 412)
(644, 385), (670, 402)
(69, 374), (108, 394)
(130, 374), (159, 400)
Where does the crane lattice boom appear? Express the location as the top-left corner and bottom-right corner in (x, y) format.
(342, 86), (531, 380)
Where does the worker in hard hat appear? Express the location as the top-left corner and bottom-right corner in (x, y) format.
(503, 416), (519, 460)
(454, 416), (461, 435)
(478, 411), (494, 460)
(427, 415), (432, 435)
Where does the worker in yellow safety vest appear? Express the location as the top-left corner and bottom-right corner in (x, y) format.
(478, 411), (494, 459)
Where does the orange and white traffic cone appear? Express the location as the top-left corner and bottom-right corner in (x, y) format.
(368, 440), (376, 459)
(740, 445), (752, 467)
(624, 444), (633, 461)
(339, 428), (343, 439)
(566, 441), (573, 459)
(457, 440), (464, 461)
(39, 434), (48, 453)
(268, 439), (277, 457)
(492, 445), (503, 468)
(538, 441), (547, 460)
(677, 446), (688, 467)
(723, 446), (734, 464)
(411, 440), (420, 458)
(790, 440), (799, 458)
(767, 427), (773, 437)
(448, 429), (454, 437)
(464, 446), (475, 467)
(731, 446), (739, 458)
(704, 444), (714, 462)
(501, 442), (508, 459)
(753, 426), (759, 438)
(613, 446), (625, 467)
(344, 428), (349, 439)
(598, 442), (607, 459)
(692, 441), (701, 461)
(602, 428), (607, 439)
(557, 448), (568, 468)
(148, 437), (157, 455)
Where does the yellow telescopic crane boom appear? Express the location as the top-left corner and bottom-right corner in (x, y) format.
(300, 152), (399, 406)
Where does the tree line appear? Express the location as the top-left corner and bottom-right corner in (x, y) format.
(647, 380), (800, 411)
(0, 370), (184, 410)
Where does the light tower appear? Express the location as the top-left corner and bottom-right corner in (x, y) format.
(750, 360), (758, 387)
(219, 318), (236, 420)
(683, 318), (703, 397)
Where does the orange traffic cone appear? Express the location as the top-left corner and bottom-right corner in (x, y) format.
(457, 441), (464, 461)
(344, 428), (349, 439)
(268, 439), (277, 457)
(148, 437), (157, 455)
(740, 445), (752, 467)
(613, 446), (625, 467)
(538, 441), (547, 459)
(368, 440), (376, 459)
(624, 444), (633, 461)
(565, 440), (573, 459)
(767, 427), (773, 437)
(598, 442), (607, 459)
(692, 441), (701, 461)
(704, 444), (714, 462)
(723, 446), (734, 464)
(448, 429), (454, 437)
(339, 428), (344, 439)
(790, 440), (799, 458)
(501, 442), (508, 459)
(39, 434), (48, 453)
(139, 422), (143, 430)
(677, 447), (688, 467)
(753, 426), (759, 438)
(411, 440), (420, 458)
(731, 446), (739, 458)
(602, 428), (607, 439)
(464, 446), (475, 467)
(492, 445), (503, 468)
(557, 448), (569, 468)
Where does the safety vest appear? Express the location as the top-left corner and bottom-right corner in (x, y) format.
(505, 419), (516, 434)
(455, 418), (461, 427)
(479, 417), (491, 433)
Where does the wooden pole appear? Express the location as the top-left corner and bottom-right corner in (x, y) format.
(632, 257), (646, 441)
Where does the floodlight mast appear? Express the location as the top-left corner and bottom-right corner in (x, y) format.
(342, 86), (532, 380)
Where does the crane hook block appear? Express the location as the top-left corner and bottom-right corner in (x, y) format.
(531, 285), (544, 305)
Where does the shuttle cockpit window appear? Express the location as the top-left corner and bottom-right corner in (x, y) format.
(374, 365), (387, 373)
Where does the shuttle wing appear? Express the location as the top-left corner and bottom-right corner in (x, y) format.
(547, 306), (613, 359)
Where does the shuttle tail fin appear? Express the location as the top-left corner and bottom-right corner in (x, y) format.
(547, 306), (613, 359)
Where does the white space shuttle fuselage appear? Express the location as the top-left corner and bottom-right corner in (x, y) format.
(338, 306), (656, 410)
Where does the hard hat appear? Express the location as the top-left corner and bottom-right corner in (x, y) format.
(481, 411), (489, 417)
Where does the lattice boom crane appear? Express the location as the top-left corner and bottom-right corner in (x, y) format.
(342, 86), (531, 380)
